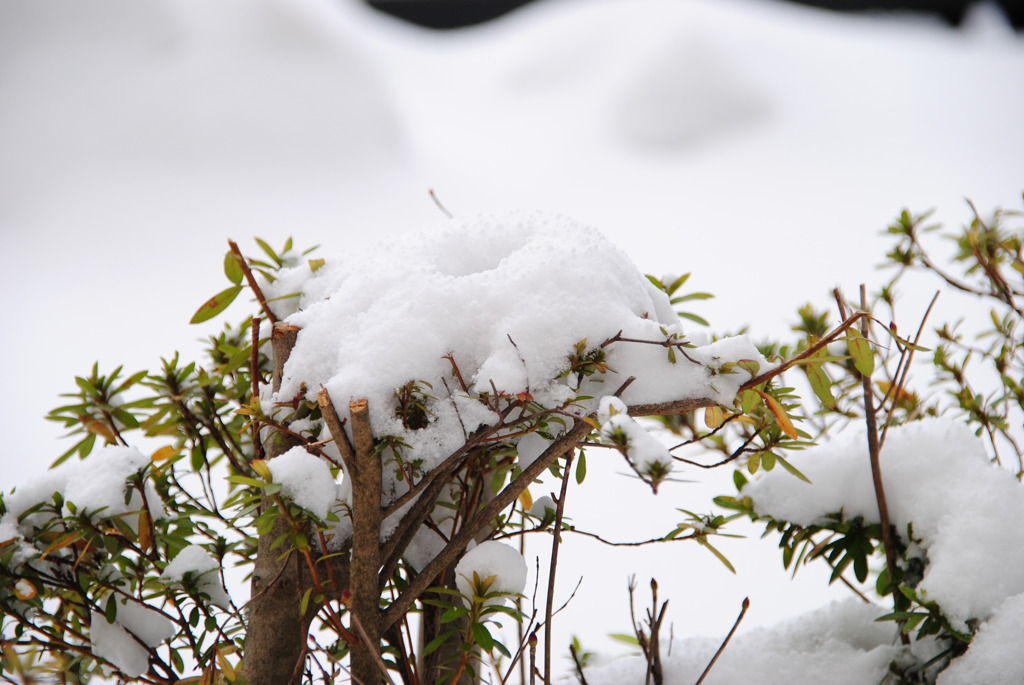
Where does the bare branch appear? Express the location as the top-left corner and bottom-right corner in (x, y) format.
(229, 239), (279, 325)
(544, 450), (576, 683)
(381, 415), (594, 631)
(694, 597), (749, 685)
(854, 286), (908, 647)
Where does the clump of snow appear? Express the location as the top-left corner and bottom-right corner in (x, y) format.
(584, 599), (899, 685)
(1, 446), (163, 555)
(90, 600), (174, 678)
(529, 494), (557, 523)
(275, 212), (768, 490)
(744, 417), (1024, 683)
(745, 418), (1024, 628)
(938, 592), (1024, 685)
(14, 579), (36, 599)
(517, 431), (555, 470)
(267, 446), (338, 520)
(455, 540), (528, 607)
(161, 545), (231, 609)
(599, 396), (674, 487)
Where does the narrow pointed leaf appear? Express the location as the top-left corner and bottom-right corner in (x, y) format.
(846, 329), (875, 377)
(775, 455), (812, 484)
(755, 390), (798, 439)
(224, 251), (244, 285)
(699, 539), (736, 574)
(804, 362), (836, 409)
(190, 285), (243, 324)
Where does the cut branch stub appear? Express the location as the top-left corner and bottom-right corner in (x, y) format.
(271, 323), (300, 393)
(317, 387), (357, 472)
(346, 397), (385, 685)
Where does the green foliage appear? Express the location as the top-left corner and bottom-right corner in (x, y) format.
(647, 272), (714, 326)
(421, 576), (524, 683)
(718, 197), (1024, 684)
(8, 196), (1023, 684)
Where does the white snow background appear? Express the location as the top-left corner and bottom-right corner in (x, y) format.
(1, 0), (1022, 681)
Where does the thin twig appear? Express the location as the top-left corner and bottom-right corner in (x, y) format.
(544, 450), (576, 684)
(429, 188), (454, 219)
(349, 613), (399, 685)
(668, 412), (743, 449)
(694, 598), (749, 685)
(228, 239), (278, 325)
(879, 291), (939, 451)
(380, 417), (592, 631)
(569, 641), (591, 685)
(670, 430), (762, 469)
(854, 286), (909, 646)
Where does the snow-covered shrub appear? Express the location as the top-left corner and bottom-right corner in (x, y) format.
(2, 214), (789, 684)
(3, 198), (1021, 685)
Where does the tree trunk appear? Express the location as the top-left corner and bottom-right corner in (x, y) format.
(241, 323), (311, 685)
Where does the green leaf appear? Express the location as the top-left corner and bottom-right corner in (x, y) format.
(667, 273), (691, 293)
(670, 292), (714, 303)
(740, 390), (759, 414)
(255, 511), (278, 536)
(76, 432), (96, 458)
(575, 452), (587, 485)
(699, 539), (736, 574)
(846, 329), (875, 377)
(190, 285), (243, 324)
(853, 551), (868, 583)
(113, 370), (149, 396)
(423, 630), (456, 657)
(105, 595), (118, 624)
(803, 359), (836, 410)
(876, 567), (893, 596)
(111, 407), (140, 430)
(902, 613), (928, 634)
(440, 606), (469, 623)
(227, 475), (266, 489)
(678, 312), (710, 326)
(472, 623), (495, 652)
(747, 452), (760, 474)
(876, 611), (919, 622)
(608, 633), (640, 647)
(775, 455), (811, 484)
(255, 238), (282, 267)
(224, 251), (245, 285)
(782, 544), (794, 569)
(733, 469), (748, 491)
